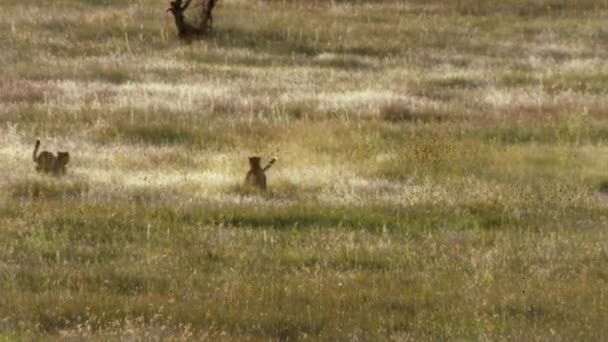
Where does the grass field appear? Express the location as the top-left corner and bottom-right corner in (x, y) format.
(2, 0), (608, 339)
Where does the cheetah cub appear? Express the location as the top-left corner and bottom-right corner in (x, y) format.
(33, 139), (70, 176)
(244, 156), (276, 191)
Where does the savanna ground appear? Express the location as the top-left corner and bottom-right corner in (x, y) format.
(1, 0), (608, 339)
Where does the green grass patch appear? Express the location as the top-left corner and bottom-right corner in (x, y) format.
(3, 0), (608, 339)
(96, 122), (202, 147)
(544, 73), (608, 94)
(8, 178), (89, 200)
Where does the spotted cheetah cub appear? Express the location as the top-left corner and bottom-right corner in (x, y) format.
(244, 156), (276, 191)
(33, 139), (70, 176)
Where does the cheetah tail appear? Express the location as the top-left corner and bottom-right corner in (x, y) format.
(33, 139), (41, 162)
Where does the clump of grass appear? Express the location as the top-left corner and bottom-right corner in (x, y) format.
(96, 123), (201, 147)
(93, 68), (132, 84)
(0, 81), (48, 103)
(311, 53), (373, 70)
(483, 125), (608, 145)
(484, 126), (555, 145)
(597, 180), (608, 194)
(380, 102), (414, 122)
(269, 180), (301, 198)
(424, 77), (483, 90)
(445, 0), (608, 16)
(329, 250), (393, 271)
(215, 26), (320, 56)
(543, 73), (608, 95)
(500, 71), (540, 87)
(225, 179), (303, 202)
(9, 177), (89, 200)
(280, 100), (319, 120)
(226, 182), (275, 199)
(380, 101), (449, 123)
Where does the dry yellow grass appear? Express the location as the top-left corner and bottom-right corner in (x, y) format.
(1, 0), (608, 340)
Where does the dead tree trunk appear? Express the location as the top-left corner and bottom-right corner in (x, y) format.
(167, 0), (218, 39)
(199, 0), (218, 35)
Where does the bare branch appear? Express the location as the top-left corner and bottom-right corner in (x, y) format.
(200, 0), (217, 34)
(182, 0), (193, 11)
